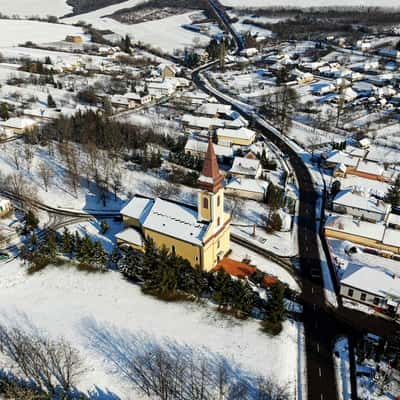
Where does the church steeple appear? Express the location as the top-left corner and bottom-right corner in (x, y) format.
(198, 138), (224, 194)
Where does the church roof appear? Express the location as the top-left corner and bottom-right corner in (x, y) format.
(198, 139), (224, 193)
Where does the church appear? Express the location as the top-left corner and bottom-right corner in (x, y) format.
(116, 139), (231, 271)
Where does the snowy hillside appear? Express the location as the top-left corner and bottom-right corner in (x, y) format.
(0, 0), (72, 17)
(0, 260), (299, 399)
(0, 20), (83, 47)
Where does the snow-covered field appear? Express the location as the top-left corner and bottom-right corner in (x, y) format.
(65, 10), (209, 53)
(0, 20), (83, 47)
(0, 0), (72, 17)
(221, 0), (399, 8)
(0, 259), (299, 398)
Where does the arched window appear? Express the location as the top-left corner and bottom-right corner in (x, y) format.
(217, 217), (221, 226)
(217, 195), (220, 207)
(171, 245), (176, 254)
(203, 197), (209, 209)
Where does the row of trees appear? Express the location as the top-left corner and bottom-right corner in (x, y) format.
(117, 239), (287, 332)
(21, 228), (109, 274)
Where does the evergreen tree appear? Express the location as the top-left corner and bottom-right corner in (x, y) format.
(25, 210), (39, 230)
(262, 282), (286, 335)
(212, 269), (232, 311)
(385, 175), (400, 208)
(0, 102), (9, 120)
(100, 220), (109, 234)
(62, 228), (73, 254)
(47, 94), (56, 108)
(92, 241), (108, 268)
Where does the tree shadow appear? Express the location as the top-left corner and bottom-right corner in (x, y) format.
(78, 316), (288, 400)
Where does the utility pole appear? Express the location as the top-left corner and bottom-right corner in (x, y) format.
(219, 36), (226, 71)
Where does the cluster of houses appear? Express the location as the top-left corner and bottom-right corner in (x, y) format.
(322, 143), (400, 318)
(181, 94), (273, 202)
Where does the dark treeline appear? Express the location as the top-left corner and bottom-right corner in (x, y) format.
(118, 239), (289, 333)
(66, 0), (126, 16)
(241, 7), (400, 39)
(110, 0), (209, 23)
(41, 110), (183, 155)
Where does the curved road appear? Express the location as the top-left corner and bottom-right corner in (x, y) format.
(198, 2), (398, 399)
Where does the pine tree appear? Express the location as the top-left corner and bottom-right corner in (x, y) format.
(62, 228), (73, 254)
(25, 210), (39, 230)
(100, 220), (109, 234)
(92, 241), (108, 268)
(0, 103), (9, 120)
(385, 175), (400, 208)
(212, 269), (232, 311)
(262, 282), (286, 335)
(47, 94), (56, 108)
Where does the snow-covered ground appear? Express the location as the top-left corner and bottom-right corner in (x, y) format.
(0, 258), (300, 399)
(230, 242), (300, 291)
(65, 10), (209, 53)
(0, 0), (72, 17)
(334, 337), (352, 400)
(221, 0), (399, 8)
(0, 20), (83, 47)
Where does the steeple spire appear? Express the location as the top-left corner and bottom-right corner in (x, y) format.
(198, 137), (224, 193)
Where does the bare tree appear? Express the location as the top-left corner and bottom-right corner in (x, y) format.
(38, 162), (54, 192)
(0, 323), (85, 397)
(11, 147), (22, 171)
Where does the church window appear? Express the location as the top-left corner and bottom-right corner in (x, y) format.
(217, 195), (220, 207)
(203, 197), (209, 209)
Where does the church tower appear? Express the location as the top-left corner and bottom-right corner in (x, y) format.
(198, 138), (225, 232)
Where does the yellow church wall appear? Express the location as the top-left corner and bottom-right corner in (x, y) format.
(202, 224), (231, 271)
(142, 228), (202, 267)
(198, 192), (212, 221)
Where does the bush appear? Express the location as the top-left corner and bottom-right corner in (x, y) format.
(261, 319), (283, 336)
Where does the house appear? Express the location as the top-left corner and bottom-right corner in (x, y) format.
(378, 48), (400, 60)
(225, 178), (268, 201)
(182, 115), (226, 131)
(23, 108), (62, 121)
(229, 157), (262, 179)
(0, 198), (12, 218)
(116, 139), (231, 271)
(0, 117), (37, 134)
(387, 213), (400, 230)
(158, 63), (178, 79)
(124, 92), (152, 106)
(65, 35), (83, 44)
(332, 189), (391, 223)
(339, 264), (400, 317)
(180, 91), (213, 105)
(196, 103), (232, 118)
(184, 138), (233, 161)
(324, 215), (400, 254)
(216, 127), (256, 147)
(110, 95), (135, 110)
(146, 80), (176, 98)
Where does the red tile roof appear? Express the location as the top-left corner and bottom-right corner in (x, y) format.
(214, 258), (256, 279)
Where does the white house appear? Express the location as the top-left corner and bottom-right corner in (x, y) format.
(229, 157), (262, 179)
(332, 189), (391, 223)
(225, 178), (268, 201)
(340, 264), (400, 317)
